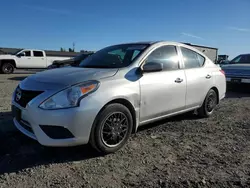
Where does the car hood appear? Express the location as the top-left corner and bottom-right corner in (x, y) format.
(0, 54), (15, 59)
(20, 67), (118, 90)
(222, 64), (250, 70)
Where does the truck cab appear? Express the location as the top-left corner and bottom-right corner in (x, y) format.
(16, 49), (47, 68)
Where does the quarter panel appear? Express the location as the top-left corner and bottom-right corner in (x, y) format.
(184, 65), (215, 108)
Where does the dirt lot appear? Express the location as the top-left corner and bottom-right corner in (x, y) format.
(1, 72), (250, 188)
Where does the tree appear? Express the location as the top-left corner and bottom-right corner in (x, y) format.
(68, 48), (74, 52)
(60, 47), (66, 52)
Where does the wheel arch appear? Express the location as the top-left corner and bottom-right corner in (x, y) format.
(210, 86), (219, 104)
(98, 98), (138, 133)
(0, 59), (16, 68)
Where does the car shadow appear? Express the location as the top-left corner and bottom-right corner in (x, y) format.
(0, 110), (198, 175)
(0, 111), (102, 175)
(8, 76), (27, 81)
(225, 83), (250, 98)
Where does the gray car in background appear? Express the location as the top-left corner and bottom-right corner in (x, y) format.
(222, 54), (250, 84)
(12, 41), (226, 154)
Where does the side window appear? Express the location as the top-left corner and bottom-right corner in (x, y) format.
(237, 55), (250, 63)
(33, 51), (44, 57)
(181, 47), (205, 69)
(131, 50), (140, 60)
(23, 51), (31, 57)
(145, 45), (179, 71)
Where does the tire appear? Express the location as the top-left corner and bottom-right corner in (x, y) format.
(90, 103), (133, 154)
(198, 89), (218, 118)
(1, 63), (14, 74)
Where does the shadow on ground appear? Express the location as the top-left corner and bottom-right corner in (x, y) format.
(0, 130), (100, 174)
(8, 76), (28, 81)
(0, 110), (200, 175)
(13, 69), (43, 74)
(0, 112), (100, 174)
(225, 83), (250, 98)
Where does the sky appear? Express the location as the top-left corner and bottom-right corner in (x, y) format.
(0, 0), (249, 59)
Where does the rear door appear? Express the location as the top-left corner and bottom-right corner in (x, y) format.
(180, 46), (214, 108)
(32, 51), (46, 68)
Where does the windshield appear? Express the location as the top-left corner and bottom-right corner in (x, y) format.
(74, 53), (91, 61)
(230, 54), (250, 64)
(12, 49), (23, 55)
(79, 44), (149, 68)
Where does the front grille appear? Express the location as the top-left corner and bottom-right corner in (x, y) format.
(15, 87), (43, 108)
(39, 125), (74, 139)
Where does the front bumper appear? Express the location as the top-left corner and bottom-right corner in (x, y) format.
(12, 97), (100, 147)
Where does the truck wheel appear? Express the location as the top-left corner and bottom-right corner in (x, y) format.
(1, 63), (14, 74)
(90, 103), (133, 154)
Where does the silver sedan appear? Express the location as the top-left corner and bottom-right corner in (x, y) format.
(11, 41), (226, 154)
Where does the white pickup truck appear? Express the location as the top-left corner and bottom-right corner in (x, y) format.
(0, 49), (73, 74)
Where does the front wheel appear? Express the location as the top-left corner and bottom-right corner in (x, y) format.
(1, 63), (14, 74)
(198, 89), (218, 118)
(90, 103), (133, 154)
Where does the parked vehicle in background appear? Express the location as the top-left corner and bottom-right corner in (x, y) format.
(222, 54), (250, 84)
(217, 55), (229, 64)
(48, 52), (94, 69)
(12, 41), (226, 154)
(0, 49), (75, 74)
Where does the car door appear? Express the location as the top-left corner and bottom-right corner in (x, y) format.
(33, 50), (47, 68)
(139, 45), (186, 122)
(180, 46), (214, 108)
(16, 50), (32, 68)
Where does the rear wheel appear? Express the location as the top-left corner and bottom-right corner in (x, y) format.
(1, 63), (14, 74)
(198, 89), (218, 118)
(90, 103), (133, 154)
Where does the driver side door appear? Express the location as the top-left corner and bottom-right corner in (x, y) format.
(16, 50), (32, 68)
(139, 45), (187, 123)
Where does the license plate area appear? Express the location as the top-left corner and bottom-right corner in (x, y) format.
(12, 105), (21, 121)
(231, 78), (241, 83)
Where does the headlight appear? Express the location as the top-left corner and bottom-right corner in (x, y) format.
(39, 81), (99, 110)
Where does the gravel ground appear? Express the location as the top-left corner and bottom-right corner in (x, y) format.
(1, 72), (250, 188)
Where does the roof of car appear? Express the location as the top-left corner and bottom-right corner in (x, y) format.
(239, 53), (250, 56)
(116, 41), (158, 45)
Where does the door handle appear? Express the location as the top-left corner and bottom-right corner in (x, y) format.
(175, 78), (183, 83)
(206, 74), (211, 79)
(27, 58), (31, 59)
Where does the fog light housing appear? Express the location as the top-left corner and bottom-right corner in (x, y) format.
(39, 125), (74, 139)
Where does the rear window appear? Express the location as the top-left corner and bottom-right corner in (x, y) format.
(181, 47), (205, 69)
(231, 55), (250, 64)
(33, 51), (44, 57)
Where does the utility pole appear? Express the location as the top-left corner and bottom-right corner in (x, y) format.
(73, 42), (75, 52)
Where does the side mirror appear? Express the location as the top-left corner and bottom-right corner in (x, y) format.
(17, 53), (25, 57)
(142, 62), (163, 72)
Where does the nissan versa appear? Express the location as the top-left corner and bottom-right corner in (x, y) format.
(12, 41), (226, 154)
